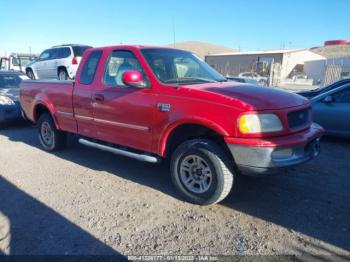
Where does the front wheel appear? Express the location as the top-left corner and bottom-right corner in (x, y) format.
(26, 69), (35, 80)
(37, 113), (66, 151)
(170, 139), (235, 205)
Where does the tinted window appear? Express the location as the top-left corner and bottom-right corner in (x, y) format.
(104, 50), (145, 87)
(58, 47), (71, 58)
(72, 46), (91, 57)
(0, 75), (21, 89)
(333, 87), (350, 103)
(80, 51), (102, 85)
(49, 49), (59, 59)
(39, 50), (50, 60)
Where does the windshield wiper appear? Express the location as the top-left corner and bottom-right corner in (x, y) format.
(164, 77), (217, 84)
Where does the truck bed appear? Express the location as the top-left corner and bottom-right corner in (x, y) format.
(20, 80), (77, 133)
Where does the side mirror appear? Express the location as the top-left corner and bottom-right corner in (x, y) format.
(122, 71), (148, 88)
(323, 95), (333, 104)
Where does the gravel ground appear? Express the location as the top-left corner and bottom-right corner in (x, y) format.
(0, 124), (349, 259)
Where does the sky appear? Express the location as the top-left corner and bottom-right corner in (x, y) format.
(1, 0), (350, 55)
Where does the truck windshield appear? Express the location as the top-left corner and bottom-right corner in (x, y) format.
(141, 48), (227, 84)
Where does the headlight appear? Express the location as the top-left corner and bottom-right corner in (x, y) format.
(238, 113), (283, 134)
(0, 96), (15, 106)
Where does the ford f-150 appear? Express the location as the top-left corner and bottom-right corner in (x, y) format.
(20, 45), (324, 205)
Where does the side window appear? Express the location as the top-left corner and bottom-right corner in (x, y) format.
(39, 50), (50, 60)
(333, 87), (350, 103)
(12, 57), (19, 66)
(60, 47), (71, 58)
(80, 51), (102, 85)
(103, 50), (145, 87)
(50, 49), (59, 60)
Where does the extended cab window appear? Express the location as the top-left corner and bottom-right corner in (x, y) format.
(104, 50), (145, 87)
(80, 51), (102, 85)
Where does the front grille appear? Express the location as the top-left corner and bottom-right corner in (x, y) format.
(287, 109), (310, 130)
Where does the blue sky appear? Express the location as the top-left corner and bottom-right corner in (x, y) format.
(1, 0), (349, 55)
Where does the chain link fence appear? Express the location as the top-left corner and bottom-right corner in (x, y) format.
(322, 64), (350, 86)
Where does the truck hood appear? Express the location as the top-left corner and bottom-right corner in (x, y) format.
(0, 88), (20, 101)
(183, 82), (309, 111)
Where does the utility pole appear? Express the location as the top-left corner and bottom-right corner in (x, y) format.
(172, 18), (176, 48)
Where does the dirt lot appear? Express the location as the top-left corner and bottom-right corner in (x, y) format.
(0, 124), (349, 259)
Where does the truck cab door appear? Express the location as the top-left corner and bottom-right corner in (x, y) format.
(73, 50), (103, 139)
(92, 49), (155, 152)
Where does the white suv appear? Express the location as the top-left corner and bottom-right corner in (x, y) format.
(26, 44), (92, 80)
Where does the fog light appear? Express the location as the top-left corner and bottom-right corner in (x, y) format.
(272, 148), (293, 159)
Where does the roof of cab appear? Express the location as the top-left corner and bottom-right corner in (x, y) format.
(87, 45), (190, 52)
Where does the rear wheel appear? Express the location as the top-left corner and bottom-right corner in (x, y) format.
(58, 68), (69, 80)
(37, 113), (66, 151)
(170, 139), (235, 205)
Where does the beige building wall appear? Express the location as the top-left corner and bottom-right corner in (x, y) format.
(206, 54), (283, 77)
(280, 50), (326, 79)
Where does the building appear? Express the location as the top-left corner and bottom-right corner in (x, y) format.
(205, 49), (325, 86)
(304, 56), (350, 86)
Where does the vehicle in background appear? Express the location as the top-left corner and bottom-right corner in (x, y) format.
(238, 72), (268, 86)
(226, 76), (260, 85)
(311, 82), (350, 137)
(20, 45), (323, 205)
(283, 73), (314, 86)
(0, 53), (37, 73)
(0, 71), (29, 128)
(25, 44), (92, 80)
(298, 78), (350, 99)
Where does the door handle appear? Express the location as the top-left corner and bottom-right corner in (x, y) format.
(92, 94), (104, 102)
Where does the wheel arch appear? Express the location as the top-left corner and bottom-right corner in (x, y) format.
(26, 67), (37, 79)
(57, 66), (68, 76)
(33, 102), (60, 129)
(160, 119), (231, 158)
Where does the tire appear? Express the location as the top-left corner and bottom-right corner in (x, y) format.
(37, 113), (66, 151)
(26, 69), (35, 80)
(170, 139), (234, 205)
(259, 79), (267, 86)
(58, 68), (69, 80)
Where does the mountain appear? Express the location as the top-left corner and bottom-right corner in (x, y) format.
(166, 41), (237, 59)
(311, 44), (350, 59)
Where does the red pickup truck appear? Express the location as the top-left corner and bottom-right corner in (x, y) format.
(20, 45), (324, 205)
